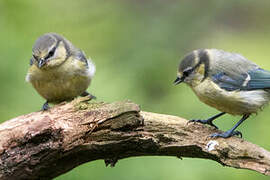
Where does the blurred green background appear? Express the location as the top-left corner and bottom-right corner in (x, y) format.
(1, 0), (270, 179)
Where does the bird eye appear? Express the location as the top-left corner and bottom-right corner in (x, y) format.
(46, 47), (56, 60)
(183, 68), (193, 77)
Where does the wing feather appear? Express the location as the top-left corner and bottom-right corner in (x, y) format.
(211, 68), (270, 91)
(208, 49), (270, 91)
(247, 68), (270, 90)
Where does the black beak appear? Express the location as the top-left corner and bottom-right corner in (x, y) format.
(38, 58), (46, 68)
(173, 77), (183, 85)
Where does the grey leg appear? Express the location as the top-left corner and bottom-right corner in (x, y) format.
(41, 101), (49, 111)
(188, 112), (226, 129)
(210, 114), (250, 138)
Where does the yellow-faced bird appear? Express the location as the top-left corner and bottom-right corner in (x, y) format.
(174, 49), (270, 138)
(26, 33), (96, 110)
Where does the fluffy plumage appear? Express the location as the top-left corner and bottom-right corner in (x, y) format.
(26, 33), (95, 109)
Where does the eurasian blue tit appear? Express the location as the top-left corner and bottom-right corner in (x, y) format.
(174, 49), (270, 138)
(26, 33), (96, 111)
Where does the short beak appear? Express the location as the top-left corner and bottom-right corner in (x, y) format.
(173, 77), (183, 85)
(38, 58), (46, 68)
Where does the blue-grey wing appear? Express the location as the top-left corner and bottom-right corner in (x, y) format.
(247, 68), (270, 90)
(75, 49), (88, 67)
(211, 68), (270, 91)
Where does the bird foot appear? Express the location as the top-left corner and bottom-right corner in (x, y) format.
(81, 91), (96, 101)
(210, 130), (242, 138)
(188, 119), (218, 129)
(88, 94), (97, 100)
(41, 101), (50, 111)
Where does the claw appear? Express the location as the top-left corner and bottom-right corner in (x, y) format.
(210, 130), (242, 138)
(187, 112), (225, 129)
(209, 114), (249, 139)
(188, 119), (218, 129)
(232, 130), (242, 138)
(89, 94), (97, 100)
(81, 91), (96, 100)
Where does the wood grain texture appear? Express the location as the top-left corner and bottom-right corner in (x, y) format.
(0, 97), (269, 179)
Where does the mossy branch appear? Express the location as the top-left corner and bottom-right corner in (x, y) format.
(0, 97), (270, 179)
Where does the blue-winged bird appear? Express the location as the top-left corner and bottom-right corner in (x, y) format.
(174, 49), (270, 138)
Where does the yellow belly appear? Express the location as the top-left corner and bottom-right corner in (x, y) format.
(27, 60), (91, 103)
(31, 76), (90, 103)
(191, 78), (269, 115)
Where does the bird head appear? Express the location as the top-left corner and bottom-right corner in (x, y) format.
(31, 33), (71, 69)
(174, 49), (210, 87)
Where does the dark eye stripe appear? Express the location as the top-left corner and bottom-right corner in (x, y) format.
(45, 39), (60, 60)
(33, 54), (38, 60)
(45, 46), (56, 60)
(183, 68), (193, 77)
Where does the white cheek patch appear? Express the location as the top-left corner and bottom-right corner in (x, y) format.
(51, 49), (58, 60)
(87, 58), (96, 78)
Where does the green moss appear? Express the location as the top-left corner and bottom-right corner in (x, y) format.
(75, 102), (105, 110)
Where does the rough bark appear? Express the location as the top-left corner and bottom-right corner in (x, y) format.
(0, 97), (270, 179)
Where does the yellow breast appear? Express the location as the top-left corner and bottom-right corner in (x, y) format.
(190, 78), (269, 115)
(26, 58), (91, 103)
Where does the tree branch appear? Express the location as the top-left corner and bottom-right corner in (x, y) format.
(0, 97), (270, 179)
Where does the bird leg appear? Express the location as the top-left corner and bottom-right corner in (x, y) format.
(188, 112), (226, 129)
(81, 91), (96, 100)
(41, 101), (50, 111)
(210, 114), (250, 138)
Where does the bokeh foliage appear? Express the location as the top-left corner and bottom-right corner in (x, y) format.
(1, 0), (270, 179)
